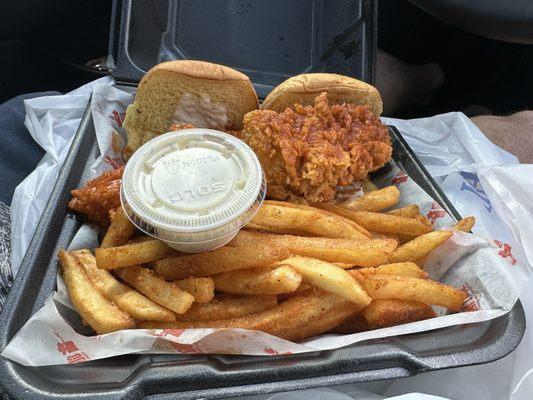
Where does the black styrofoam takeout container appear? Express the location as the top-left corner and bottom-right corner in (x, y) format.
(0, 0), (526, 398)
(108, 0), (378, 92)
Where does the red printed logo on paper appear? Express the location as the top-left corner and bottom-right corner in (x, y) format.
(152, 329), (199, 353)
(391, 171), (408, 185)
(66, 353), (90, 364)
(57, 340), (78, 355)
(460, 283), (479, 312)
(54, 332), (90, 364)
(170, 342), (200, 354)
(152, 329), (185, 338)
(426, 201), (446, 224)
(109, 110), (126, 127)
(263, 347), (292, 355)
(493, 240), (517, 266)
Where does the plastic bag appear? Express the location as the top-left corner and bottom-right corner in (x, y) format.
(380, 114), (533, 400)
(10, 76), (114, 273)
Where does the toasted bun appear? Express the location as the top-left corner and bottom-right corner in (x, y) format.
(124, 60), (258, 155)
(261, 73), (382, 116)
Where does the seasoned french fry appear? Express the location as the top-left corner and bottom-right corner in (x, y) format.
(334, 263), (354, 269)
(230, 231), (396, 266)
(101, 207), (136, 248)
(95, 239), (176, 269)
(72, 250), (175, 322)
(139, 290), (360, 342)
(328, 313), (370, 334)
(415, 255), (428, 268)
(362, 178), (379, 192)
(388, 230), (453, 263)
(453, 216), (476, 232)
(312, 203), (377, 236)
(369, 231), (400, 244)
(277, 283), (312, 301)
(338, 186), (400, 212)
(280, 256), (371, 307)
(250, 203), (369, 240)
(336, 211), (433, 236)
(174, 278), (215, 303)
(127, 236), (153, 244)
(354, 262), (428, 279)
(415, 214), (432, 227)
(115, 266), (194, 314)
(58, 250), (135, 333)
(245, 221), (309, 236)
(280, 296), (359, 341)
(174, 295), (278, 321)
(265, 200), (371, 237)
(354, 274), (467, 311)
(213, 266), (302, 295)
(362, 299), (437, 328)
(386, 205), (420, 218)
(397, 234), (418, 244)
(153, 245), (290, 280)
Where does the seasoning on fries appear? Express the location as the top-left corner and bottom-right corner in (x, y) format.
(62, 183), (474, 340)
(174, 295), (278, 321)
(139, 290), (360, 342)
(58, 250), (135, 334)
(173, 278), (215, 303)
(95, 239), (176, 269)
(454, 216), (476, 232)
(115, 266), (194, 314)
(280, 256), (371, 308)
(100, 207), (135, 248)
(153, 245), (291, 280)
(361, 299), (437, 328)
(229, 231), (396, 266)
(341, 211), (434, 236)
(355, 262), (428, 279)
(262, 200), (371, 237)
(72, 249), (175, 322)
(212, 266), (302, 295)
(250, 203), (369, 240)
(330, 185), (400, 212)
(353, 273), (467, 312)
(61, 181), (473, 338)
(386, 204), (420, 218)
(388, 230), (453, 263)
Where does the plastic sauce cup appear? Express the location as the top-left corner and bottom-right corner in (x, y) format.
(121, 128), (266, 253)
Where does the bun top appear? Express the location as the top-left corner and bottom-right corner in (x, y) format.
(140, 60), (253, 83)
(123, 60), (258, 155)
(261, 73), (383, 116)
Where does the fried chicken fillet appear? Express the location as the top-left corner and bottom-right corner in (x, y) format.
(241, 93), (392, 203)
(68, 167), (124, 227)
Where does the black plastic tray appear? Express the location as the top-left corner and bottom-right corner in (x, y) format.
(109, 0), (378, 97)
(0, 103), (525, 399)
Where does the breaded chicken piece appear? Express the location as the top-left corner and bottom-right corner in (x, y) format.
(69, 167), (124, 227)
(241, 93), (392, 203)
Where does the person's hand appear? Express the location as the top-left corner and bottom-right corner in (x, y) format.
(471, 111), (533, 163)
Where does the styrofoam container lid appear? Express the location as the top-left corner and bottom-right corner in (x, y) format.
(121, 128), (265, 252)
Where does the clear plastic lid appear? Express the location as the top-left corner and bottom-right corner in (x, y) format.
(121, 129), (265, 250)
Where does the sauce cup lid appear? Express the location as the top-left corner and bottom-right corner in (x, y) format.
(121, 128), (265, 248)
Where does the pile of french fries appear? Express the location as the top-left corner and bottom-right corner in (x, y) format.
(59, 185), (475, 342)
